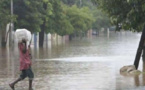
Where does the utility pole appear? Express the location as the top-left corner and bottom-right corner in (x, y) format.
(80, 0), (82, 7)
(9, 0), (14, 47)
(11, 0), (13, 17)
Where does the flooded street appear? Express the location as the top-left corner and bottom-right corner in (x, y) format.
(0, 31), (145, 90)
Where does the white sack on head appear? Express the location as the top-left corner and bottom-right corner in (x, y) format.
(15, 28), (31, 48)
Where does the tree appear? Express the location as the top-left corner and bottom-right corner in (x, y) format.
(91, 0), (145, 69)
(39, 0), (74, 46)
(62, 0), (111, 35)
(92, 0), (145, 31)
(61, 0), (92, 7)
(0, 0), (11, 29)
(47, 1), (74, 36)
(61, 0), (77, 6)
(48, 0), (70, 35)
(39, 0), (53, 47)
(92, 8), (111, 31)
(0, 0), (13, 47)
(14, 0), (43, 33)
(56, 4), (74, 36)
(65, 5), (94, 36)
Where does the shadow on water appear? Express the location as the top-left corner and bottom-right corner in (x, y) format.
(1, 31), (145, 90)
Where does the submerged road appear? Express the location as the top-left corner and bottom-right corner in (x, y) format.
(0, 31), (144, 90)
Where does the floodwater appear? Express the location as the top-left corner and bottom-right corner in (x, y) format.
(0, 31), (145, 90)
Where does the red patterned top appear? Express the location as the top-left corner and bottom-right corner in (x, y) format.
(18, 43), (31, 70)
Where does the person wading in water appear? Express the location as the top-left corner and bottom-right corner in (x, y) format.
(9, 39), (34, 90)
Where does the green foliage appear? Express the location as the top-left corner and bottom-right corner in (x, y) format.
(92, 8), (111, 30)
(64, 5), (94, 34)
(61, 0), (78, 6)
(40, 0), (53, 33)
(62, 0), (111, 32)
(61, 0), (92, 8)
(0, 0), (110, 36)
(0, 0), (11, 29)
(46, 0), (74, 36)
(47, 1), (94, 36)
(14, 0), (43, 33)
(92, 0), (145, 31)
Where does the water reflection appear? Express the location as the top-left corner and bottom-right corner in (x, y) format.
(1, 31), (145, 90)
(132, 61), (145, 87)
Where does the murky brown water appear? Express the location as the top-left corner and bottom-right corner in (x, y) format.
(0, 31), (145, 90)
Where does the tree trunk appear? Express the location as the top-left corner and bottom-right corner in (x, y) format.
(1, 29), (6, 47)
(39, 25), (45, 47)
(39, 3), (47, 47)
(134, 25), (145, 69)
(69, 34), (72, 41)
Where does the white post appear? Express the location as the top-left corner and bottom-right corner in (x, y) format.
(11, 0), (13, 16)
(10, 0), (14, 47)
(80, 0), (82, 7)
(107, 28), (110, 38)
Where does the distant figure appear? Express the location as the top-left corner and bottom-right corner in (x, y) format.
(9, 39), (34, 90)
